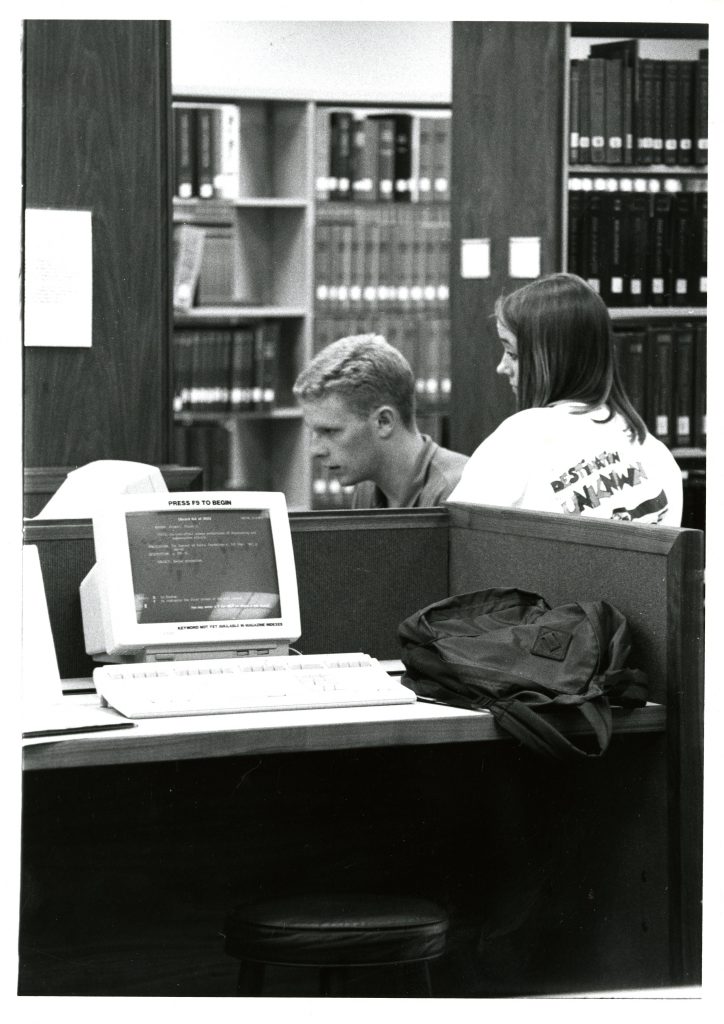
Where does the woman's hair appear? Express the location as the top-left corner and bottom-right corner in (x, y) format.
(293, 333), (416, 428)
(495, 272), (647, 442)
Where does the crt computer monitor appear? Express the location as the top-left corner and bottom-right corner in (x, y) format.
(80, 491), (301, 663)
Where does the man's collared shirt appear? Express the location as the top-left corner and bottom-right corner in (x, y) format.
(351, 435), (468, 509)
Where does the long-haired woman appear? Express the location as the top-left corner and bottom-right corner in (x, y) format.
(448, 273), (682, 524)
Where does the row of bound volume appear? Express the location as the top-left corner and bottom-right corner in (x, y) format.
(570, 42), (708, 166)
(568, 176), (707, 307)
(173, 102), (241, 201)
(315, 312), (451, 410)
(317, 109), (451, 203)
(315, 204), (449, 310)
(173, 422), (231, 490)
(173, 324), (281, 415)
(614, 321), (706, 449)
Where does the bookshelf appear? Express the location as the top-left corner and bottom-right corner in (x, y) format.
(171, 97), (451, 510)
(450, 22), (707, 531)
(171, 97), (314, 508)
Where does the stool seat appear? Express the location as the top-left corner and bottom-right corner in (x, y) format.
(224, 893), (449, 969)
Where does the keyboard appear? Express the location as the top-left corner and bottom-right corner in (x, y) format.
(93, 652), (416, 719)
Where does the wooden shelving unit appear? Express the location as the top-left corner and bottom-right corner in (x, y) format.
(171, 97), (452, 509)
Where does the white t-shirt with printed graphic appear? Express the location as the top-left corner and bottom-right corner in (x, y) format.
(447, 403), (683, 525)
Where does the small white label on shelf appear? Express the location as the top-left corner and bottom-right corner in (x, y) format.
(509, 237), (540, 280)
(461, 238), (490, 280)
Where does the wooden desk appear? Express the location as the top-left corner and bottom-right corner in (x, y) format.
(22, 692), (667, 771)
(20, 505), (703, 997)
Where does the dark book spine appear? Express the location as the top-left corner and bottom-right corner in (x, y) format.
(215, 330), (232, 412)
(646, 325), (674, 445)
(569, 59), (580, 165)
(662, 61), (679, 166)
(676, 61), (695, 166)
(173, 329), (193, 413)
(615, 329), (647, 419)
(577, 58), (591, 163)
(329, 111), (353, 200)
(374, 117), (396, 202)
(673, 322), (695, 447)
(350, 117), (369, 200)
(694, 50), (708, 166)
(622, 57), (635, 165)
(626, 186), (649, 306)
(636, 59), (656, 165)
(670, 185), (695, 306)
(432, 117), (451, 202)
(352, 117), (376, 200)
(692, 322), (707, 447)
(567, 180), (585, 276)
(604, 58), (624, 164)
(416, 116), (435, 201)
(605, 184), (626, 305)
(648, 189), (673, 306)
(582, 186), (606, 297)
(256, 322), (280, 411)
(693, 185), (708, 306)
(174, 106), (196, 199)
(650, 61), (665, 165)
(172, 421), (189, 466)
(393, 114), (413, 201)
(196, 107), (216, 199)
(229, 327), (254, 411)
(589, 58), (606, 164)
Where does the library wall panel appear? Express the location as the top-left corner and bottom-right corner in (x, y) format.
(24, 20), (172, 467)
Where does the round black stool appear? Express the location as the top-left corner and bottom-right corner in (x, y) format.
(223, 893), (449, 997)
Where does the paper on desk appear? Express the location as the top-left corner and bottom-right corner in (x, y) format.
(22, 700), (136, 739)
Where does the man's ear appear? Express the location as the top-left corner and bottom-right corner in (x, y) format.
(374, 405), (396, 438)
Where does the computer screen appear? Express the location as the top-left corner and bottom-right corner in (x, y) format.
(80, 491), (301, 662)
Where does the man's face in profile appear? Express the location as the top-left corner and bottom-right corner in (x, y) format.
(300, 393), (381, 487)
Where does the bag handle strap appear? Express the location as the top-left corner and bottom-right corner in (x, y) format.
(403, 645), (614, 760)
(490, 694), (612, 760)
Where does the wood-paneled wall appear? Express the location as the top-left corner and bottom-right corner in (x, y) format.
(23, 20), (172, 467)
(449, 22), (567, 453)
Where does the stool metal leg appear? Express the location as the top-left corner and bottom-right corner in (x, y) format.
(423, 961), (433, 997)
(236, 960), (265, 996)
